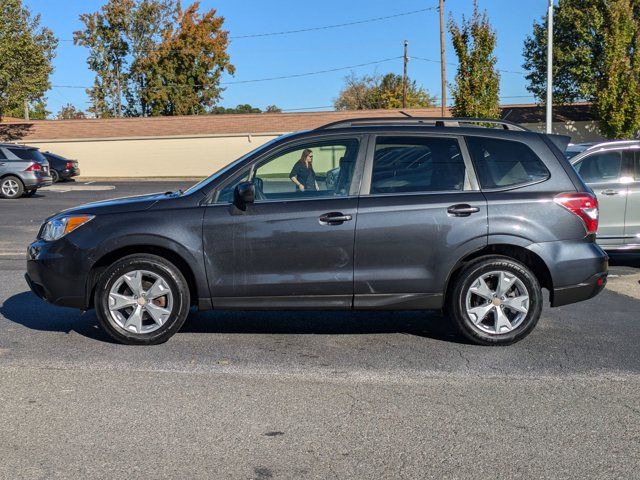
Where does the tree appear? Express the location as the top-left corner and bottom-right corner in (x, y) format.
(334, 73), (436, 110)
(0, 0), (57, 119)
(4, 99), (50, 120)
(523, 0), (640, 138)
(265, 105), (282, 113)
(448, 1), (500, 118)
(74, 0), (233, 117)
(56, 103), (87, 120)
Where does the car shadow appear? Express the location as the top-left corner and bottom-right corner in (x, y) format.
(1, 291), (464, 344)
(608, 253), (640, 269)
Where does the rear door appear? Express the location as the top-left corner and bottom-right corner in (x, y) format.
(625, 149), (640, 247)
(573, 150), (630, 247)
(353, 134), (487, 309)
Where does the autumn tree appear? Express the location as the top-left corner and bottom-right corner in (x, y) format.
(0, 0), (57, 119)
(56, 103), (87, 120)
(334, 73), (436, 110)
(523, 0), (640, 138)
(135, 2), (234, 116)
(74, 0), (233, 117)
(448, 1), (500, 118)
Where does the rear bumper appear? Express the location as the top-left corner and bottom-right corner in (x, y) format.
(22, 172), (53, 189)
(551, 271), (608, 307)
(57, 167), (80, 179)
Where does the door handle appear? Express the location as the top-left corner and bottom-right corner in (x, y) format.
(447, 204), (480, 217)
(600, 189), (620, 196)
(319, 212), (353, 224)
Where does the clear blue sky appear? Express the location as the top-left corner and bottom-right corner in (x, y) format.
(24, 0), (550, 116)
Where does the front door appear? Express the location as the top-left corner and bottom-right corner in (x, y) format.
(353, 134), (487, 309)
(573, 150), (631, 247)
(202, 136), (364, 308)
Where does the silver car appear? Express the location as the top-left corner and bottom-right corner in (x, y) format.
(0, 143), (53, 199)
(570, 140), (640, 250)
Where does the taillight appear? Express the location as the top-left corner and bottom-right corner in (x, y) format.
(554, 192), (599, 234)
(65, 161), (75, 169)
(25, 163), (42, 172)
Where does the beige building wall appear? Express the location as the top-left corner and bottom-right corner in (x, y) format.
(21, 120), (609, 179)
(24, 133), (283, 178)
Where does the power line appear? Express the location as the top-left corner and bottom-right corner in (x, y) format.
(412, 56), (525, 75)
(50, 56), (403, 90)
(56, 7), (437, 44)
(230, 8), (436, 39)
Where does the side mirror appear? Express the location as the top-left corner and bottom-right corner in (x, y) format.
(233, 181), (255, 211)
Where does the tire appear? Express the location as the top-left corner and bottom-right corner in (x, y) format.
(447, 255), (543, 346)
(23, 189), (37, 197)
(0, 176), (25, 199)
(95, 254), (191, 345)
(51, 169), (59, 183)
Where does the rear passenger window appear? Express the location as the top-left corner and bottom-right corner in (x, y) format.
(0, 149), (6, 160)
(574, 152), (622, 183)
(371, 136), (466, 194)
(466, 137), (549, 189)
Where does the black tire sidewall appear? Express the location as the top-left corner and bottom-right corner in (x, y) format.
(95, 254), (190, 345)
(450, 256), (543, 346)
(0, 176), (24, 199)
(51, 170), (59, 183)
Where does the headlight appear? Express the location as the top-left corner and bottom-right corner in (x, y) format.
(40, 215), (95, 241)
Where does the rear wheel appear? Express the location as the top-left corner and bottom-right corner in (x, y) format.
(0, 176), (24, 199)
(95, 254), (191, 345)
(51, 169), (59, 183)
(23, 189), (37, 197)
(448, 256), (543, 346)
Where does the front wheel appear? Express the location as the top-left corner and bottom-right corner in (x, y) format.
(447, 256), (543, 346)
(51, 169), (59, 183)
(95, 254), (191, 345)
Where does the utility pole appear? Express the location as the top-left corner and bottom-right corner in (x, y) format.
(546, 0), (554, 133)
(439, 0), (446, 116)
(24, 99), (29, 121)
(402, 40), (409, 108)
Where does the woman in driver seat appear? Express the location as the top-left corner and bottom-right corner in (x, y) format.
(289, 149), (319, 192)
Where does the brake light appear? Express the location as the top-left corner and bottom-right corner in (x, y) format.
(554, 192), (599, 234)
(25, 163), (42, 172)
(65, 161), (75, 169)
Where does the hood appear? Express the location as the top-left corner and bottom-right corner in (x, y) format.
(59, 191), (177, 216)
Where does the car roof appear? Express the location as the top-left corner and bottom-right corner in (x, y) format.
(0, 143), (37, 150)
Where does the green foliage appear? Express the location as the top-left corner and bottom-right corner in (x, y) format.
(0, 0), (57, 119)
(334, 73), (436, 110)
(74, 0), (234, 117)
(448, 1), (500, 118)
(523, 0), (640, 138)
(56, 103), (87, 120)
(213, 104), (262, 114)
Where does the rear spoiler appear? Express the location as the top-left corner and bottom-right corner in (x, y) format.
(544, 134), (571, 153)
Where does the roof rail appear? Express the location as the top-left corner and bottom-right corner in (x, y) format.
(584, 139), (640, 151)
(316, 117), (529, 132)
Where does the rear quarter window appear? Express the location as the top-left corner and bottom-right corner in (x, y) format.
(8, 148), (46, 163)
(466, 137), (550, 189)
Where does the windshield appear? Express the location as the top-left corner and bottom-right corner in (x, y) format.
(182, 134), (291, 195)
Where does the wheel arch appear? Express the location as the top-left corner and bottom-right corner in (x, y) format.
(444, 242), (553, 306)
(86, 244), (200, 309)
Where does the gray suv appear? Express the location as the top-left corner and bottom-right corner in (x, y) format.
(569, 140), (640, 250)
(26, 118), (608, 346)
(0, 143), (53, 198)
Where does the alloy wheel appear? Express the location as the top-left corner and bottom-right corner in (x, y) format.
(108, 269), (173, 334)
(465, 270), (530, 335)
(1, 179), (20, 197)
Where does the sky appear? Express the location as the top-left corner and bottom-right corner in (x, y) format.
(23, 0), (551, 116)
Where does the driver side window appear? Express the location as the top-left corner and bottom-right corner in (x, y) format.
(214, 139), (359, 204)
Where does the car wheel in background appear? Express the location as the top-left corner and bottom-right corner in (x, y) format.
(23, 189), (37, 197)
(0, 176), (25, 199)
(95, 254), (191, 345)
(51, 169), (59, 183)
(447, 255), (543, 346)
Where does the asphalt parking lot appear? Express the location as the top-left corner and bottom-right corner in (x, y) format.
(1, 181), (639, 479)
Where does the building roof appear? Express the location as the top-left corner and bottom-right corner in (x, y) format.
(0, 103), (594, 142)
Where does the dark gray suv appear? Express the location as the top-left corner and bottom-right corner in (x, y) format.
(26, 118), (608, 346)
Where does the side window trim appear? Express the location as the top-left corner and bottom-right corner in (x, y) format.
(209, 134), (366, 205)
(359, 133), (479, 196)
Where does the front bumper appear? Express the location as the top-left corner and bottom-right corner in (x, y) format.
(26, 239), (90, 309)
